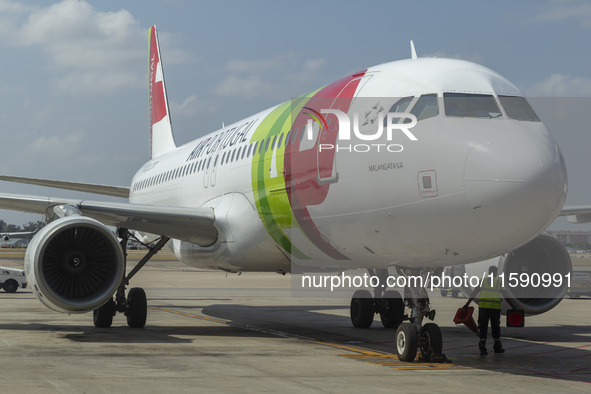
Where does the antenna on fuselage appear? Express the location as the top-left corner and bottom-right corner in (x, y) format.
(410, 40), (417, 60)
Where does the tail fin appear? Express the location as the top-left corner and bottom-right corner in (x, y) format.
(148, 26), (176, 159)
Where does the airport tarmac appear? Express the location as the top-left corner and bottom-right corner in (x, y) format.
(0, 250), (589, 393)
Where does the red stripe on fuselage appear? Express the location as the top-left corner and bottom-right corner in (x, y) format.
(284, 71), (366, 260)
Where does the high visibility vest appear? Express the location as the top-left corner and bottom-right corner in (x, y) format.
(478, 277), (502, 310)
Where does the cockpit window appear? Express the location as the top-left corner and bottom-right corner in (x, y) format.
(390, 96), (414, 113)
(384, 96), (414, 126)
(410, 94), (438, 121)
(444, 93), (501, 118)
(498, 95), (540, 122)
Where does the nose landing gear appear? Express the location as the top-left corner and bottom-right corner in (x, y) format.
(349, 268), (447, 363)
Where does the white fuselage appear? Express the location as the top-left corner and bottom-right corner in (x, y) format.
(129, 58), (567, 273)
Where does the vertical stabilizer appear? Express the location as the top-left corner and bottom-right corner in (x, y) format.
(148, 26), (176, 159)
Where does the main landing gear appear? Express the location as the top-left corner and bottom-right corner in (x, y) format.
(93, 229), (170, 329)
(349, 268), (446, 362)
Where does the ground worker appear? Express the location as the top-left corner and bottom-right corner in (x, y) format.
(463, 265), (505, 355)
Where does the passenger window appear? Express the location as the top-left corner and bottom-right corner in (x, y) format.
(284, 131), (291, 146)
(221, 152), (226, 164)
(498, 95), (540, 122)
(411, 94), (439, 121)
(241, 145), (247, 159)
(271, 135), (277, 150)
(444, 93), (501, 118)
(253, 141), (259, 155)
(247, 144), (253, 157)
(292, 128), (300, 144)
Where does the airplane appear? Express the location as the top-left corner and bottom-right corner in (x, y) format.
(0, 231), (36, 242)
(0, 26), (574, 362)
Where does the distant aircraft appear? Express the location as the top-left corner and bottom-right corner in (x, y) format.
(0, 231), (36, 242)
(0, 26), (571, 362)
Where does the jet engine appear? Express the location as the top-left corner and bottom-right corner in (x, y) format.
(463, 234), (572, 315)
(25, 216), (125, 313)
(498, 234), (572, 314)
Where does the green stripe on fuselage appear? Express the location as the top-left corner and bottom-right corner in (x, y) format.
(250, 94), (316, 259)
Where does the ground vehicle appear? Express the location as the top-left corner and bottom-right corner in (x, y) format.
(0, 267), (27, 293)
(439, 266), (464, 298)
(568, 271), (591, 298)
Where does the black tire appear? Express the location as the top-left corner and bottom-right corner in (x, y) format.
(93, 298), (115, 328)
(126, 287), (147, 328)
(380, 290), (405, 329)
(395, 322), (418, 362)
(419, 323), (443, 361)
(3, 279), (18, 293)
(350, 290), (374, 328)
(451, 290), (459, 298)
(440, 290), (448, 297)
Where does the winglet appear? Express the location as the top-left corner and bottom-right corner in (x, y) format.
(148, 26), (176, 159)
(410, 40), (417, 60)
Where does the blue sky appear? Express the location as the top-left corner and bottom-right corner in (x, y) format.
(0, 0), (589, 229)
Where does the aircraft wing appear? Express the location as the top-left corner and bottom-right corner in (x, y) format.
(0, 193), (217, 246)
(559, 205), (591, 224)
(0, 175), (129, 198)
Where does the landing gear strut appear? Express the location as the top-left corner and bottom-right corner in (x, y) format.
(93, 229), (169, 328)
(349, 268), (446, 362)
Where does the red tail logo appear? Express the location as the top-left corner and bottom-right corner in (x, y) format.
(149, 27), (167, 128)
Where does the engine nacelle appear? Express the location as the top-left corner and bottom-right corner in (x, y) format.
(25, 216), (125, 313)
(499, 234), (572, 314)
(463, 234), (572, 315)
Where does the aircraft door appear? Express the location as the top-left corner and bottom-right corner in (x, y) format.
(210, 154), (220, 187)
(316, 74), (374, 185)
(202, 156), (211, 189)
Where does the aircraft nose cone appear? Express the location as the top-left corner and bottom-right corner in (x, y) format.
(464, 138), (567, 240)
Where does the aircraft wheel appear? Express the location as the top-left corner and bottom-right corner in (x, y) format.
(126, 287), (147, 328)
(419, 323), (442, 361)
(452, 290), (459, 298)
(3, 279), (18, 293)
(93, 298), (115, 328)
(380, 290), (404, 329)
(350, 290), (374, 328)
(396, 322), (418, 362)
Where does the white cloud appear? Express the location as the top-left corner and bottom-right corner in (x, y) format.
(54, 71), (143, 95)
(302, 58), (326, 72)
(169, 95), (216, 117)
(0, 0), (191, 95)
(526, 74), (591, 97)
(422, 51), (485, 64)
(27, 130), (85, 161)
(531, 0), (591, 29)
(213, 53), (327, 99)
(213, 74), (277, 99)
(225, 53), (297, 73)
